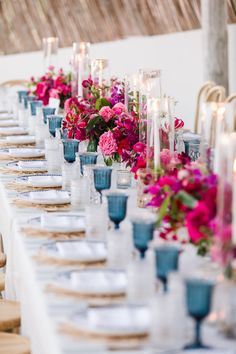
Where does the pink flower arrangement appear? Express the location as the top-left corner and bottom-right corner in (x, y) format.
(28, 66), (72, 108)
(147, 162), (218, 255)
(99, 106), (115, 122)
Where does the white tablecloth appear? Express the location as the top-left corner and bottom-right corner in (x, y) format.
(0, 170), (235, 354)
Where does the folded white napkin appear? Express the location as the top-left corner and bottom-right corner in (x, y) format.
(41, 215), (83, 230)
(87, 307), (150, 330)
(18, 160), (45, 169)
(9, 148), (41, 157)
(28, 175), (61, 187)
(6, 135), (35, 143)
(0, 120), (15, 126)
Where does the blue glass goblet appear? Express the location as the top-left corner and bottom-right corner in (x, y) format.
(42, 107), (56, 124)
(185, 278), (214, 350)
(17, 90), (28, 103)
(106, 192), (128, 229)
(23, 96), (35, 109)
(47, 115), (63, 137)
(79, 152), (98, 175)
(131, 219), (156, 258)
(154, 245), (179, 292)
(30, 100), (43, 116)
(62, 139), (79, 163)
(93, 167), (112, 203)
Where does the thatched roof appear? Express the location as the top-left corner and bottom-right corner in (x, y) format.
(1, 0), (236, 55)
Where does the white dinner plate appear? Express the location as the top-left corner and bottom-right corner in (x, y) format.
(70, 305), (150, 336)
(41, 240), (107, 262)
(57, 269), (127, 295)
(0, 127), (28, 136)
(0, 119), (18, 127)
(17, 190), (70, 205)
(27, 214), (85, 233)
(6, 160), (47, 172)
(4, 135), (35, 144)
(16, 174), (62, 188)
(0, 148), (44, 158)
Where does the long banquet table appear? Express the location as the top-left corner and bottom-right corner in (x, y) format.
(0, 128), (235, 353)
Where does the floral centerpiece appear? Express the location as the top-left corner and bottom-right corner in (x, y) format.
(28, 65), (72, 108)
(147, 157), (218, 255)
(63, 78), (139, 165)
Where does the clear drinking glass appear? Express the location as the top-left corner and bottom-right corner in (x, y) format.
(62, 162), (78, 190)
(71, 178), (88, 210)
(85, 204), (108, 240)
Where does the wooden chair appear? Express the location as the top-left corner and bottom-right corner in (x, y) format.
(194, 81), (215, 134)
(0, 252), (6, 268)
(0, 300), (21, 331)
(205, 85), (226, 102)
(0, 273), (5, 292)
(0, 80), (28, 88)
(0, 333), (30, 354)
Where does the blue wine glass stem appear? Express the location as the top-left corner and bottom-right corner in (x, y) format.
(114, 223), (119, 230)
(195, 319), (202, 347)
(99, 191), (103, 204)
(163, 279), (168, 293)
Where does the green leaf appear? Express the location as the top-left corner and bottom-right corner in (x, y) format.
(87, 139), (98, 152)
(176, 191), (197, 209)
(157, 194), (171, 226)
(95, 98), (111, 111)
(86, 115), (101, 133)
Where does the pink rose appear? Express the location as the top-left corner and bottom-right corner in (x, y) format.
(112, 102), (127, 115)
(48, 65), (55, 71)
(99, 131), (118, 156)
(99, 106), (115, 122)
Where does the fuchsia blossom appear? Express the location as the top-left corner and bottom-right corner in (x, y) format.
(99, 131), (118, 156)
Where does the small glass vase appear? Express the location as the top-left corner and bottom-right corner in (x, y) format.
(137, 168), (154, 208)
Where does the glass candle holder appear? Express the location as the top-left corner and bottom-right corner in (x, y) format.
(47, 115), (63, 137)
(79, 152), (98, 175)
(42, 37), (59, 71)
(71, 42), (91, 98)
(42, 107), (56, 124)
(91, 58), (109, 96)
(116, 169), (132, 189)
(62, 139), (79, 163)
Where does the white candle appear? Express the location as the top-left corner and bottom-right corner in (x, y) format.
(77, 55), (83, 97)
(168, 97), (175, 155)
(213, 105), (225, 174)
(153, 99), (160, 169)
